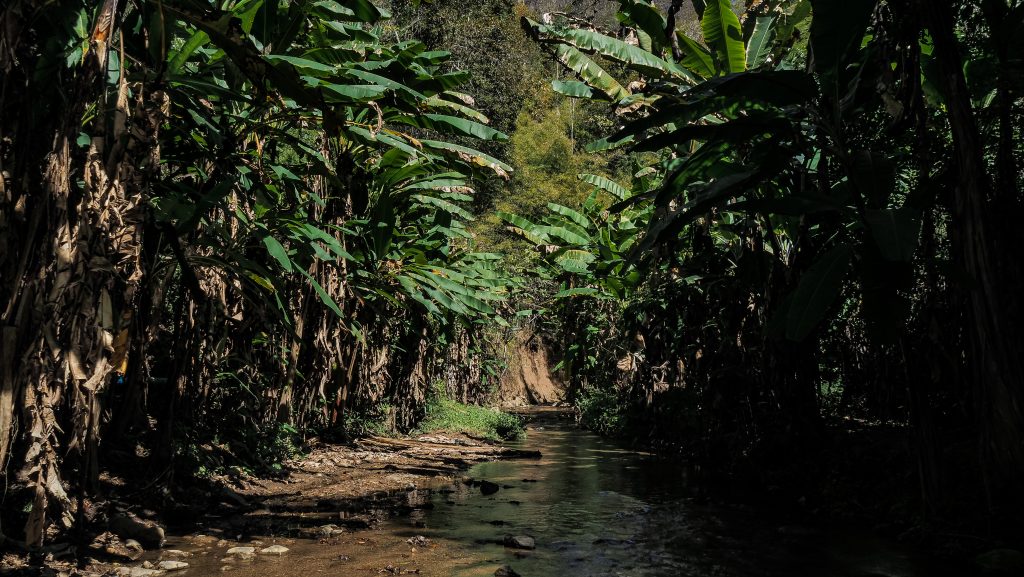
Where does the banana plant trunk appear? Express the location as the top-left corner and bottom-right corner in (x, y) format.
(0, 0), (168, 546)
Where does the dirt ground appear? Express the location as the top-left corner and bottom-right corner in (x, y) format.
(0, 430), (545, 576)
(231, 433), (540, 517)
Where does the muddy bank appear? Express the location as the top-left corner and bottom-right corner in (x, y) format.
(235, 433), (540, 514)
(0, 429), (544, 576)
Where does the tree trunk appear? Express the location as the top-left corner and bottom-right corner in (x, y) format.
(920, 0), (1024, 497)
(0, 0), (170, 545)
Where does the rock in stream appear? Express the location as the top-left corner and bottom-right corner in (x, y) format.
(503, 535), (536, 550)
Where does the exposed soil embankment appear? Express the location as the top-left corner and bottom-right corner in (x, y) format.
(496, 332), (565, 407)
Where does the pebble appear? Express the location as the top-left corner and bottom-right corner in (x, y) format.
(317, 524), (345, 537)
(406, 536), (430, 547)
(225, 546), (256, 555)
(260, 545), (289, 555)
(157, 561), (189, 571)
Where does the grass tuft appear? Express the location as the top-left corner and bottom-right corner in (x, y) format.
(416, 387), (524, 441)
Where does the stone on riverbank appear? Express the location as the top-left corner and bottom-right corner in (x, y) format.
(317, 524), (345, 537)
(161, 550), (191, 559)
(98, 534), (144, 561)
(407, 535), (431, 547)
(110, 514), (166, 548)
(157, 560), (189, 571)
(260, 545), (289, 555)
(115, 567), (164, 577)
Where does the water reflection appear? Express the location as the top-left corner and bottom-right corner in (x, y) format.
(413, 426), (960, 577)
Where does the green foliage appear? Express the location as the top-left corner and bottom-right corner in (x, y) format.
(508, 0), (1024, 499)
(507, 108), (592, 213)
(701, 0), (746, 73)
(498, 167), (650, 299)
(523, 16), (694, 83)
(474, 97), (613, 268)
(385, 0), (548, 208)
(0, 0), (538, 544)
(416, 385), (524, 441)
(520, 0), (908, 346)
(779, 244), (853, 341)
(177, 421), (304, 479)
(135, 0), (524, 342)
(343, 403), (398, 438)
(577, 386), (627, 436)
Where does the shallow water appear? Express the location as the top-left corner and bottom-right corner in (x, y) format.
(393, 425), (956, 577)
(161, 423), (963, 576)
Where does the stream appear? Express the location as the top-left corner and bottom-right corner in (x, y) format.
(398, 424), (955, 577)
(162, 419), (964, 576)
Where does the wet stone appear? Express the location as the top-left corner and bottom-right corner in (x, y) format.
(220, 554), (255, 562)
(225, 547), (256, 555)
(157, 561), (189, 571)
(260, 545), (290, 555)
(479, 480), (500, 495)
(495, 565), (521, 577)
(503, 535), (536, 550)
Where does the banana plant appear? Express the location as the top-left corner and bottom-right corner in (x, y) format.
(0, 0), (523, 546)
(523, 0), (930, 342)
(499, 169), (653, 301)
(344, 153), (517, 324)
(155, 0), (516, 330)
